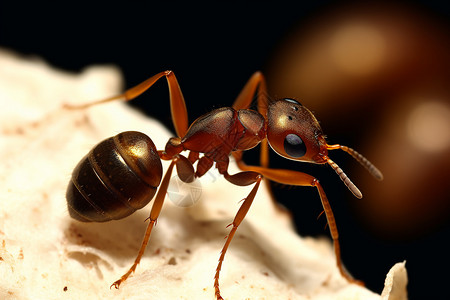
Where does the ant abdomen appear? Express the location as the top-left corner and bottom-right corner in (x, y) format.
(66, 131), (163, 222)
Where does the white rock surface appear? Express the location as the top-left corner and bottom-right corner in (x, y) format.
(0, 49), (408, 300)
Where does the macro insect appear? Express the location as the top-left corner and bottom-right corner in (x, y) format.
(66, 70), (383, 299)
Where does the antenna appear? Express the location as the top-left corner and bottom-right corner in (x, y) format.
(326, 157), (363, 199)
(327, 144), (383, 180)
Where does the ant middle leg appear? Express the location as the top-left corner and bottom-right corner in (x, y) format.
(214, 173), (262, 300)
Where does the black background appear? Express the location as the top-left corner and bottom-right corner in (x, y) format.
(1, 2), (449, 299)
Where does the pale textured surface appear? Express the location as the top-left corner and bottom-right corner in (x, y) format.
(0, 49), (407, 300)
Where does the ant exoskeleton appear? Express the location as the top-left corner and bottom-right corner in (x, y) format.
(65, 70), (383, 299)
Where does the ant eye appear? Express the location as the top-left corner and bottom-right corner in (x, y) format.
(284, 133), (306, 158)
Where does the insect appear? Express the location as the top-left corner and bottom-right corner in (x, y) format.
(65, 70), (383, 299)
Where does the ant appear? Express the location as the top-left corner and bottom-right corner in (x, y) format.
(65, 70), (383, 299)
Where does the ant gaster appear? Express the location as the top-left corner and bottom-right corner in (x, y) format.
(65, 71), (383, 300)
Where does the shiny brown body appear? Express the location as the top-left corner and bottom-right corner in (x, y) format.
(67, 132), (162, 222)
(66, 70), (383, 299)
(165, 107), (266, 177)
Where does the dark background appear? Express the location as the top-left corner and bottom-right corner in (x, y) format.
(1, 2), (449, 299)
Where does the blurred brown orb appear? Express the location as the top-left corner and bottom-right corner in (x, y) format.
(267, 3), (450, 239)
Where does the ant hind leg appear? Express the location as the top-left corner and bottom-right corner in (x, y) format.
(65, 70), (189, 137)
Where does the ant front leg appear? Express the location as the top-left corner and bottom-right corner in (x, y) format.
(65, 70), (189, 137)
(231, 72), (271, 169)
(232, 71), (267, 114)
(235, 165), (364, 286)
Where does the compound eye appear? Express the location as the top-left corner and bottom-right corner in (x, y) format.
(283, 133), (306, 158)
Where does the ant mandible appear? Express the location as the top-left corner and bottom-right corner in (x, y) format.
(65, 70), (383, 300)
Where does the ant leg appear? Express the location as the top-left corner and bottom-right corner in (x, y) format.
(65, 70), (189, 137)
(233, 165), (364, 286)
(111, 158), (177, 289)
(231, 72), (270, 175)
(214, 175), (262, 300)
(232, 71), (268, 115)
(327, 144), (383, 181)
(174, 154), (195, 183)
(233, 143), (284, 215)
(223, 169), (261, 187)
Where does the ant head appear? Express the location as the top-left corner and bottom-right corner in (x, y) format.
(266, 98), (383, 199)
(266, 98), (328, 164)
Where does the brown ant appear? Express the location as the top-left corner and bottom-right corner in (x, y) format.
(65, 70), (383, 299)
